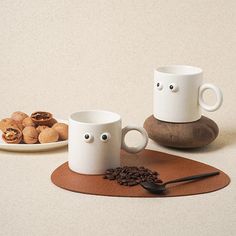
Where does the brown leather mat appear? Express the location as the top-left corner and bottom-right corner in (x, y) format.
(51, 149), (230, 197)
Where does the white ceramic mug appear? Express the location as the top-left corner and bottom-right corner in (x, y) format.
(68, 110), (148, 175)
(153, 65), (223, 123)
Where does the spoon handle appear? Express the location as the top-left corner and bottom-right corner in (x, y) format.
(164, 171), (220, 186)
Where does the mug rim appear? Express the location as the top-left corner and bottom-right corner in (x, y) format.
(156, 65), (202, 75)
(70, 110), (121, 125)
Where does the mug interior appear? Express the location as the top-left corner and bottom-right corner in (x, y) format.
(157, 65), (202, 75)
(70, 110), (121, 124)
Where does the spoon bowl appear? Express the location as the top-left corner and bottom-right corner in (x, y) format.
(140, 171), (220, 194)
(141, 182), (166, 194)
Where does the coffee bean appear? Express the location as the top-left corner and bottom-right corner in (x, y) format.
(107, 176), (115, 180)
(103, 166), (161, 187)
(128, 181), (137, 186)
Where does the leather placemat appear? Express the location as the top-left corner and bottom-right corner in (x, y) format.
(51, 149), (230, 197)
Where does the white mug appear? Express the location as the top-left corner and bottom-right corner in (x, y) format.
(68, 110), (148, 175)
(153, 65), (223, 123)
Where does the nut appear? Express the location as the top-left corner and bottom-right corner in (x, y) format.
(47, 118), (58, 127)
(38, 128), (59, 143)
(15, 122), (24, 131)
(2, 127), (22, 144)
(0, 118), (23, 132)
(0, 118), (16, 132)
(31, 111), (53, 126)
(52, 123), (68, 140)
(1, 111), (62, 145)
(36, 125), (49, 133)
(22, 117), (36, 127)
(11, 111), (28, 123)
(22, 126), (38, 144)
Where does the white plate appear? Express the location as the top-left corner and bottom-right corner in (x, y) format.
(0, 118), (68, 152)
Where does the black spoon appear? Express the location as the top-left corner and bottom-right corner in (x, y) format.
(140, 171), (220, 194)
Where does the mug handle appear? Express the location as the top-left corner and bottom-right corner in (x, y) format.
(121, 126), (148, 153)
(199, 83), (223, 112)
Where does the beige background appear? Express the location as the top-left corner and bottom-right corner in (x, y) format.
(0, 1), (236, 235)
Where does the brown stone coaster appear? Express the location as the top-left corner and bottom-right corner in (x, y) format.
(143, 115), (219, 148)
(51, 149), (230, 197)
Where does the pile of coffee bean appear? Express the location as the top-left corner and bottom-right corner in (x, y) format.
(103, 166), (162, 186)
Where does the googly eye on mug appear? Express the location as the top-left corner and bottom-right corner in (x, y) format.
(156, 82), (163, 90)
(169, 83), (178, 92)
(83, 133), (94, 143)
(100, 132), (111, 142)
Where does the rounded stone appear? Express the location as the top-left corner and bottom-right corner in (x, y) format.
(143, 115), (219, 149)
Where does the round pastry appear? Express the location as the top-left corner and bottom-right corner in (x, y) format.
(38, 128), (59, 143)
(52, 123), (68, 140)
(22, 117), (36, 127)
(11, 111), (28, 123)
(31, 111), (53, 126)
(36, 125), (49, 133)
(22, 127), (38, 144)
(2, 127), (22, 144)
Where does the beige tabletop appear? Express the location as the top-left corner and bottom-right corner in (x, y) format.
(0, 1), (236, 235)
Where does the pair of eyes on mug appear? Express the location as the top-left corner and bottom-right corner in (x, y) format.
(156, 82), (178, 92)
(83, 132), (111, 143)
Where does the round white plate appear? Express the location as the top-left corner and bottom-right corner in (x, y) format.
(0, 118), (68, 152)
